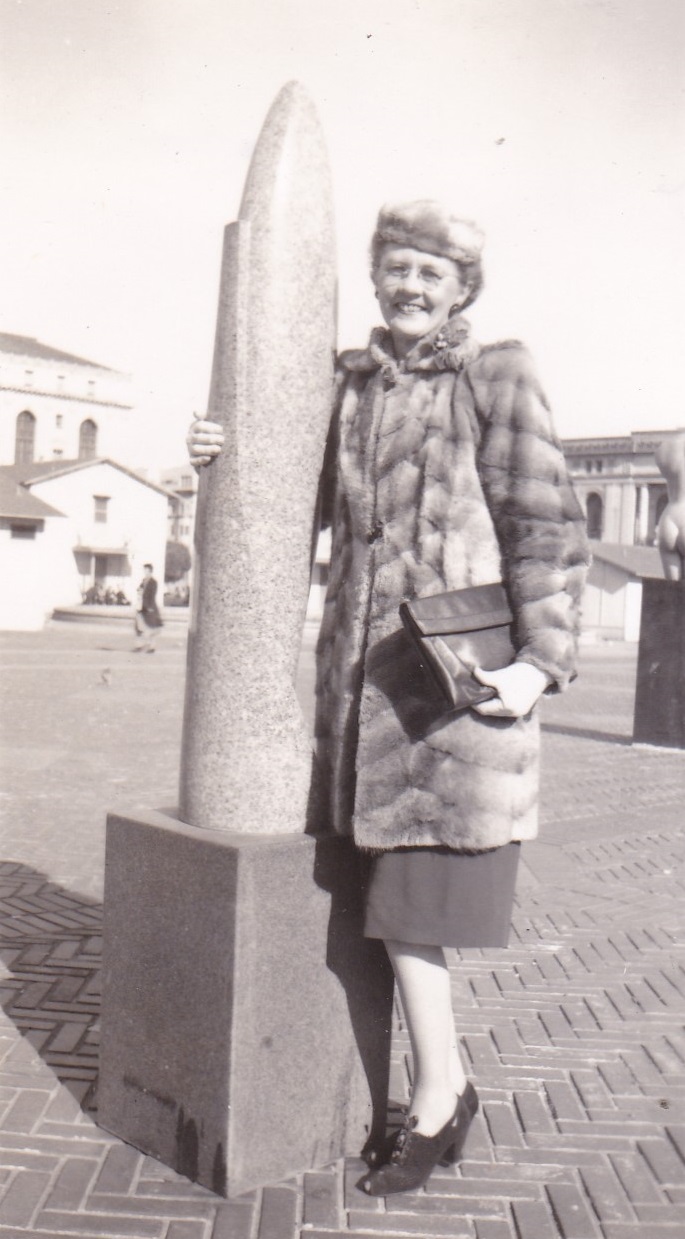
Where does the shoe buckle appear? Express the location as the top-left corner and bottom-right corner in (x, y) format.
(391, 1115), (417, 1163)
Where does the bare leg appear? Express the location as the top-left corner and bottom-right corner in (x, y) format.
(133, 616), (146, 651)
(385, 939), (467, 1136)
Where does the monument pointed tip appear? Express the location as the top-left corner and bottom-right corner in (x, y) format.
(278, 79), (309, 99)
(239, 79), (332, 223)
(269, 80), (318, 116)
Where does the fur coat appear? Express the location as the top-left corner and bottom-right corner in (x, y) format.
(314, 316), (590, 853)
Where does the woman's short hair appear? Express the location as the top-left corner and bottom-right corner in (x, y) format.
(370, 199), (485, 310)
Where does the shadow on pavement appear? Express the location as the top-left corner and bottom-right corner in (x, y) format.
(0, 855), (401, 1176)
(0, 859), (102, 1112)
(542, 721), (633, 745)
(312, 837), (396, 1161)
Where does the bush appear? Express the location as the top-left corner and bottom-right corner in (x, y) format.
(165, 540), (192, 583)
(164, 584), (190, 607)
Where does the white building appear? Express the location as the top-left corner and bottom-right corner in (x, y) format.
(11, 457), (169, 588)
(0, 333), (171, 629)
(159, 464), (198, 547)
(0, 458), (171, 628)
(583, 542), (664, 643)
(0, 332), (133, 467)
(0, 470), (71, 630)
(561, 430), (684, 641)
(563, 430), (674, 546)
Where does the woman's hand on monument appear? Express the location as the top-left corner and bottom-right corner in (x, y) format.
(187, 416), (225, 469)
(472, 662), (553, 718)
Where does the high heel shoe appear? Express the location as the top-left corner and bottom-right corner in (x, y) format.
(358, 1083), (479, 1197)
(439, 1080), (479, 1165)
(364, 1081), (479, 1170)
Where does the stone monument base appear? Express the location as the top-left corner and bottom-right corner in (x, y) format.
(633, 578), (685, 749)
(98, 810), (393, 1197)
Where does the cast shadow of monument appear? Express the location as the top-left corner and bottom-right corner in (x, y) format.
(0, 860), (102, 1114)
(310, 834), (396, 1161)
(302, 628), (446, 1161)
(0, 852), (397, 1173)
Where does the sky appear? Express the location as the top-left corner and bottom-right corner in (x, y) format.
(2, 0), (684, 473)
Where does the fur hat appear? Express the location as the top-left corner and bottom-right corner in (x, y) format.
(371, 200), (484, 270)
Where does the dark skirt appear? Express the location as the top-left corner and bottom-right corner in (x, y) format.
(363, 842), (521, 949)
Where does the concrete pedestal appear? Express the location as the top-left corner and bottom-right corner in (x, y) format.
(633, 578), (685, 748)
(98, 810), (393, 1197)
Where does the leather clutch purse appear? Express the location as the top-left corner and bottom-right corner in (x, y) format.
(399, 582), (515, 711)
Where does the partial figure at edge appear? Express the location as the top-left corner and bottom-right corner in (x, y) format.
(656, 431), (685, 581)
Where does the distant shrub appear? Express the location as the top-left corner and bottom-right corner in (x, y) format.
(165, 540), (192, 582)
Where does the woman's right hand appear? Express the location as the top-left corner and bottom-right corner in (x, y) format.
(186, 416), (225, 469)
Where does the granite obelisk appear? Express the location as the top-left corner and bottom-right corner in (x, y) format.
(179, 81), (336, 833)
(97, 83), (393, 1197)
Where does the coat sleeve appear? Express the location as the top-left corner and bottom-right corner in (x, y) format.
(471, 343), (590, 691)
(313, 363), (347, 536)
(308, 364), (346, 580)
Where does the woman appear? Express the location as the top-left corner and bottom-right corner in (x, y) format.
(189, 200), (589, 1196)
(133, 562), (163, 653)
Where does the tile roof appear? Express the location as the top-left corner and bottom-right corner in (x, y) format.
(590, 540), (664, 579)
(0, 468), (64, 519)
(9, 457), (175, 498)
(0, 332), (117, 372)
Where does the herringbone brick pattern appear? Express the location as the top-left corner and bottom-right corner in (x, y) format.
(1, 628), (684, 1236)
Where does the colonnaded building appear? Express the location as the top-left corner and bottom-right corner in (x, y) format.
(564, 432), (671, 548)
(0, 330), (680, 636)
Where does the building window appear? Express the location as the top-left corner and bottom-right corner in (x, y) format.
(56, 413), (63, 428)
(586, 492), (603, 540)
(10, 522), (37, 539)
(25, 370), (34, 388)
(94, 495), (110, 524)
(79, 418), (98, 459)
(15, 410), (36, 464)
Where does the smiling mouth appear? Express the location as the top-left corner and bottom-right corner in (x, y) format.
(395, 303), (425, 315)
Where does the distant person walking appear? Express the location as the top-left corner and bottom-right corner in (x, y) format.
(133, 563), (163, 652)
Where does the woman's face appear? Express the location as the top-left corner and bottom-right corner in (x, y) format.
(374, 244), (468, 353)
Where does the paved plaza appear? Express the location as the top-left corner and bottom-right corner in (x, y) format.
(0, 620), (684, 1238)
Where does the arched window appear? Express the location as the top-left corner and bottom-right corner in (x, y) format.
(15, 410), (36, 464)
(79, 419), (98, 460)
(586, 492), (603, 540)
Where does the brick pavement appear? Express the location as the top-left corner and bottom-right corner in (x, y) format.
(0, 624), (684, 1237)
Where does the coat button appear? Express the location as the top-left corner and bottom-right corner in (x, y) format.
(367, 523), (383, 544)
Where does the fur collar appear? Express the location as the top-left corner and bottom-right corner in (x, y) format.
(339, 314), (480, 383)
